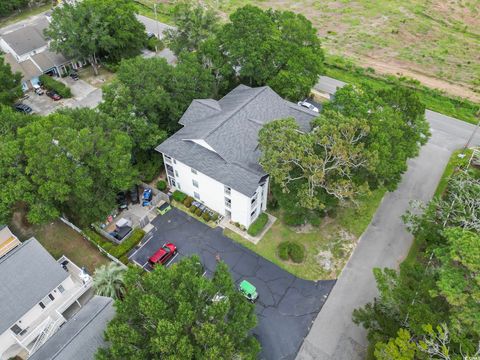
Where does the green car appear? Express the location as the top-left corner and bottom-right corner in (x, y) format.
(157, 202), (172, 215)
(239, 280), (258, 302)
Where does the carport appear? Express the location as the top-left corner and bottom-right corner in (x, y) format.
(129, 208), (335, 360)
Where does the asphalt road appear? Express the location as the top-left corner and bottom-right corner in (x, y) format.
(129, 208), (335, 360)
(297, 110), (480, 360)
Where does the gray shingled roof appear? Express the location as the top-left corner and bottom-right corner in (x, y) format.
(156, 85), (317, 196)
(0, 238), (69, 334)
(31, 50), (69, 71)
(4, 53), (42, 80)
(29, 296), (115, 360)
(1, 26), (47, 56)
(314, 76), (347, 95)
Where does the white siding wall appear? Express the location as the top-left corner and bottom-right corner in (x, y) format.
(163, 154), (267, 228)
(0, 276), (76, 356)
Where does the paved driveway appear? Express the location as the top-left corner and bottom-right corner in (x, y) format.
(297, 110), (480, 360)
(129, 208), (335, 360)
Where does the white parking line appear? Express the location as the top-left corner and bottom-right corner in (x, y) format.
(128, 234), (154, 259)
(165, 252), (179, 267)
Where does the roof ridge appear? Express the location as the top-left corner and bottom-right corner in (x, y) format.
(203, 86), (269, 139)
(196, 99), (221, 111)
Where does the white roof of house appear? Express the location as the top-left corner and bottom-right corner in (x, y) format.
(314, 76), (347, 95)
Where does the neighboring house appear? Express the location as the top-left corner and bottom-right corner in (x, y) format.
(0, 233), (93, 360)
(156, 85), (317, 228)
(28, 296), (114, 360)
(0, 16), (83, 91)
(0, 225), (21, 258)
(313, 75), (347, 100)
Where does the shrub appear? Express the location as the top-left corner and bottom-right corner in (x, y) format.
(278, 242), (290, 260)
(39, 74), (72, 98)
(172, 190), (187, 202)
(289, 242), (305, 263)
(84, 229), (111, 249)
(247, 213), (269, 236)
(146, 37), (164, 52)
(109, 228), (145, 258)
(277, 241), (305, 263)
(211, 213), (219, 222)
(202, 212), (211, 221)
(157, 180), (167, 191)
(190, 205), (197, 213)
(183, 196), (193, 208)
(119, 255), (129, 265)
(195, 208), (203, 217)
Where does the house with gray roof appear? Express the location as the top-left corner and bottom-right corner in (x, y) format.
(0, 235), (93, 360)
(0, 15), (82, 92)
(29, 296), (114, 360)
(156, 85), (317, 228)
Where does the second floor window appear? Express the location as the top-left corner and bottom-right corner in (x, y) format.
(191, 168), (197, 175)
(192, 179), (199, 188)
(224, 186), (231, 195)
(225, 197), (231, 208)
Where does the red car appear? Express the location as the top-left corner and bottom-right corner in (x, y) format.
(148, 243), (177, 266)
(46, 91), (62, 101)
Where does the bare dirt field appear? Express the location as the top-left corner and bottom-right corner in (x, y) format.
(147, 0), (479, 101)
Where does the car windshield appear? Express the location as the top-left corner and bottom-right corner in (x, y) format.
(163, 246), (171, 253)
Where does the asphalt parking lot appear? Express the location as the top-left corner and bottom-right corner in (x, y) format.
(129, 208), (335, 360)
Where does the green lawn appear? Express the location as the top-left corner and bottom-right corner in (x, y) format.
(0, 3), (52, 28)
(225, 187), (386, 280)
(9, 213), (110, 274)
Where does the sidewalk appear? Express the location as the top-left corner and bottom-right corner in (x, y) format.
(219, 213), (276, 245)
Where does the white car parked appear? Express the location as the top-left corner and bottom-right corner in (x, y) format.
(297, 99), (319, 113)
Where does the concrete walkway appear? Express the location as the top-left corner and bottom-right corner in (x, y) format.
(296, 110), (480, 360)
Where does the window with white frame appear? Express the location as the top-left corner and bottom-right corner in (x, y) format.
(224, 186), (231, 195)
(191, 168), (197, 175)
(164, 155), (172, 164)
(225, 197), (231, 208)
(175, 170), (179, 177)
(194, 191), (200, 199)
(192, 179), (199, 188)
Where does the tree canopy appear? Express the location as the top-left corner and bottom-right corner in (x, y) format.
(165, 1), (219, 55)
(0, 107), (136, 226)
(196, 5), (324, 100)
(354, 165), (480, 359)
(259, 84), (429, 219)
(45, 0), (146, 74)
(0, 0), (29, 17)
(0, 55), (22, 105)
(97, 256), (260, 359)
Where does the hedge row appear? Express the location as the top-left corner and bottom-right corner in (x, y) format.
(172, 190), (187, 202)
(247, 213), (268, 236)
(84, 228), (145, 260)
(278, 241), (305, 263)
(39, 74), (72, 98)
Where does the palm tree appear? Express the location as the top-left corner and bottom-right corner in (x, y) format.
(93, 262), (127, 300)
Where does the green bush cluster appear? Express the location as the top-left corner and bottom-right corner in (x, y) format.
(39, 74), (72, 98)
(211, 213), (218, 222)
(277, 241), (305, 263)
(157, 180), (167, 191)
(190, 205), (197, 213)
(195, 207), (203, 216)
(202, 212), (211, 221)
(247, 213), (268, 236)
(183, 196), (193, 208)
(84, 228), (145, 260)
(172, 190), (187, 202)
(146, 37), (165, 52)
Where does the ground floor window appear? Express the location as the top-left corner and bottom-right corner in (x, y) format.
(194, 191), (200, 199)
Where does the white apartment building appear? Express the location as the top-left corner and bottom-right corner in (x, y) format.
(0, 230), (93, 360)
(156, 85), (317, 228)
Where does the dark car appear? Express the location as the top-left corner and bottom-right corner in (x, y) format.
(70, 72), (79, 81)
(129, 185), (139, 204)
(116, 192), (128, 210)
(14, 103), (33, 114)
(46, 91), (62, 101)
(149, 243), (177, 266)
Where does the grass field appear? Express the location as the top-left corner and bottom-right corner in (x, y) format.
(139, 0), (480, 101)
(225, 187), (386, 280)
(0, 3), (52, 28)
(9, 210), (110, 274)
